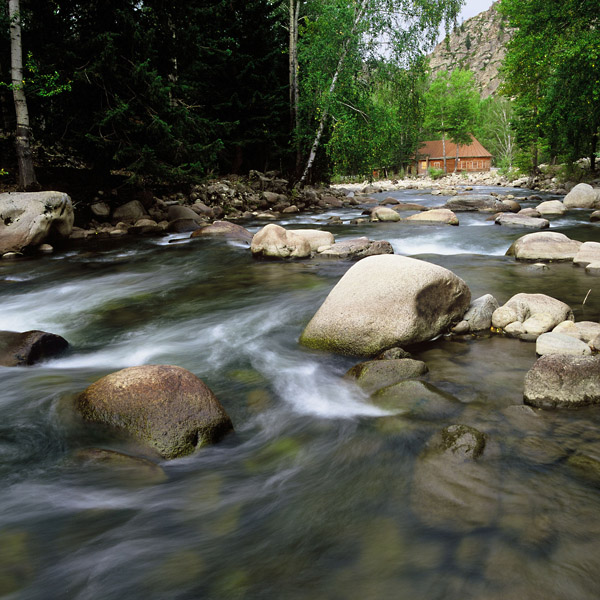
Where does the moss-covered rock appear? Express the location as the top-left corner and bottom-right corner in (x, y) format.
(77, 365), (233, 459)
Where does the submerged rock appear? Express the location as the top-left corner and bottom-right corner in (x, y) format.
(0, 330), (69, 367)
(77, 365), (233, 459)
(411, 424), (499, 532)
(524, 355), (600, 408)
(300, 254), (470, 356)
(492, 293), (573, 338)
(0, 191), (74, 254)
(346, 358), (428, 394)
(506, 231), (582, 261)
(73, 448), (168, 485)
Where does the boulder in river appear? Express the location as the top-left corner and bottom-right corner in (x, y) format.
(506, 231), (582, 261)
(345, 358), (428, 394)
(411, 424), (500, 532)
(300, 254), (471, 356)
(536, 200), (566, 216)
(0, 330), (69, 367)
(492, 293), (573, 338)
(113, 200), (148, 223)
(442, 195), (509, 212)
(405, 208), (459, 225)
(77, 365), (233, 459)
(250, 224), (311, 259)
(573, 241), (600, 267)
(0, 191), (74, 254)
(455, 294), (500, 333)
(494, 214), (549, 229)
(535, 332), (592, 357)
(553, 320), (600, 343)
(563, 183), (600, 209)
(315, 237), (393, 260)
(190, 221), (253, 244)
(370, 206), (401, 222)
(524, 355), (600, 408)
(289, 229), (335, 252)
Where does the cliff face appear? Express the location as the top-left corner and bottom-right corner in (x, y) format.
(428, 2), (513, 98)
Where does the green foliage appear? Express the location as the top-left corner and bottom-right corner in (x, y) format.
(0, 0), (289, 183)
(428, 166), (444, 179)
(500, 0), (600, 172)
(423, 69), (481, 171)
(474, 96), (517, 168)
(294, 0), (463, 181)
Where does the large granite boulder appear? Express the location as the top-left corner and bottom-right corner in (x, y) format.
(405, 208), (459, 225)
(0, 330), (69, 366)
(316, 237), (393, 260)
(250, 224), (311, 259)
(299, 255), (471, 356)
(563, 183), (600, 209)
(492, 293), (573, 338)
(524, 355), (600, 408)
(0, 191), (74, 254)
(77, 365), (233, 459)
(506, 232), (582, 261)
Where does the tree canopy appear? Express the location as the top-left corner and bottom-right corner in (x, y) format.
(500, 0), (600, 171)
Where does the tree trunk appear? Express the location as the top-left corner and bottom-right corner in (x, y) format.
(442, 132), (447, 173)
(297, 0), (367, 187)
(454, 142), (459, 172)
(289, 0), (301, 175)
(9, 0), (39, 191)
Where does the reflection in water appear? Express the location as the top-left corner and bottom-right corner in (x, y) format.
(1, 186), (600, 599)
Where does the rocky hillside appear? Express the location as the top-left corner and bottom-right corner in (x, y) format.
(428, 2), (512, 97)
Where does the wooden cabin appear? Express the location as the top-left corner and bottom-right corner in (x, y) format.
(414, 135), (492, 174)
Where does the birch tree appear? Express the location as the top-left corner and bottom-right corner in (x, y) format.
(294, 0), (462, 185)
(8, 0), (38, 190)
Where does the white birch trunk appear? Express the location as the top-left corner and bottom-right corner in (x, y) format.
(9, 0), (38, 190)
(298, 0), (367, 187)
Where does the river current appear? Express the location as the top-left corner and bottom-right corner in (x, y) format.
(1, 185), (600, 599)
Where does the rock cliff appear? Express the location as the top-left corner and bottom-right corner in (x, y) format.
(428, 2), (512, 98)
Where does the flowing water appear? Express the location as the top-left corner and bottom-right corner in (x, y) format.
(2, 186), (600, 599)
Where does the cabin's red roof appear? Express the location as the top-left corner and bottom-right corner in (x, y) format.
(416, 135), (492, 159)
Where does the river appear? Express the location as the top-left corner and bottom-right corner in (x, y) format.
(1, 185), (600, 599)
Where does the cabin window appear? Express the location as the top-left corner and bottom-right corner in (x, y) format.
(433, 161), (441, 168)
(421, 161), (427, 169)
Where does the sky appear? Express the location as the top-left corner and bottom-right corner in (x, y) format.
(458, 0), (496, 23)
